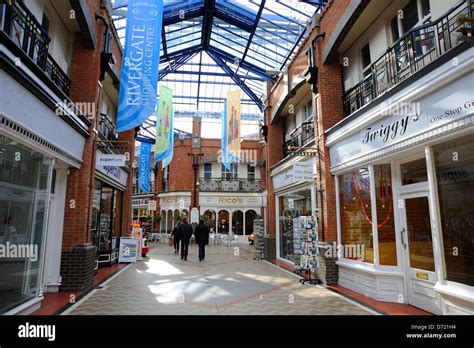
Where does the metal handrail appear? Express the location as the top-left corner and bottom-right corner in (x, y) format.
(199, 178), (262, 192)
(283, 121), (315, 158)
(343, 1), (469, 117)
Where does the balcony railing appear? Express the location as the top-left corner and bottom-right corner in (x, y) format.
(199, 178), (261, 192)
(99, 113), (117, 140)
(343, 1), (471, 117)
(1, 0), (71, 95)
(283, 121), (315, 158)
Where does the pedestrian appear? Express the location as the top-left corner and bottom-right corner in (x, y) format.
(178, 217), (193, 261)
(194, 219), (210, 262)
(171, 221), (181, 254)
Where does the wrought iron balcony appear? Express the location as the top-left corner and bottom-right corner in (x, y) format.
(343, 1), (471, 117)
(283, 121), (315, 158)
(199, 178), (261, 192)
(99, 113), (117, 140)
(1, 0), (71, 96)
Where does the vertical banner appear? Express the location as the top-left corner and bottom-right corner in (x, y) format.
(162, 108), (175, 168)
(117, 0), (164, 132)
(139, 142), (151, 193)
(155, 85), (174, 163)
(221, 91), (241, 170)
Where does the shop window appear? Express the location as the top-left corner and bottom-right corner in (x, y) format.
(203, 210), (216, 233)
(401, 158), (428, 185)
(232, 210), (243, 235)
(339, 168), (374, 263)
(374, 164), (397, 266)
(0, 135), (53, 313)
(218, 210), (229, 234)
(278, 189), (312, 262)
(434, 134), (474, 286)
(245, 210), (258, 236)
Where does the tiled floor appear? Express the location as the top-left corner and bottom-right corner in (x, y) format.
(63, 244), (375, 315)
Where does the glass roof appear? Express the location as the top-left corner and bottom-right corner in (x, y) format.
(110, 0), (327, 139)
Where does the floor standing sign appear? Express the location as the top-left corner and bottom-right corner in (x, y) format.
(119, 238), (139, 263)
(132, 227), (143, 261)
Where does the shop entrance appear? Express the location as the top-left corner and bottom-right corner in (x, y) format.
(399, 192), (440, 314)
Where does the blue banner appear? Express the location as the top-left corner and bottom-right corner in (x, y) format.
(138, 142), (151, 193)
(117, 0), (164, 132)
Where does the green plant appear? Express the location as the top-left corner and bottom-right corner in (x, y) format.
(154, 215), (162, 222)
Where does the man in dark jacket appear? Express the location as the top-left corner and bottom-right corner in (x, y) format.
(171, 221), (181, 254)
(179, 218), (193, 261)
(194, 219), (210, 262)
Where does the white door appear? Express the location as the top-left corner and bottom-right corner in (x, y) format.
(399, 193), (441, 314)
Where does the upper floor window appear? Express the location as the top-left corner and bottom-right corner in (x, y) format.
(222, 163), (237, 180)
(304, 101), (313, 122)
(361, 43), (371, 78)
(247, 165), (255, 181)
(391, 0), (431, 43)
(204, 163), (212, 179)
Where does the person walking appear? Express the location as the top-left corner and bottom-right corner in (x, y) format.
(179, 217), (193, 261)
(171, 221), (181, 254)
(194, 219), (210, 262)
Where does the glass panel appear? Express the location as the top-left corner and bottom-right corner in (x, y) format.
(232, 211), (243, 235)
(247, 165), (255, 181)
(91, 180), (101, 250)
(401, 158), (428, 185)
(374, 164), (397, 266)
(401, 0), (419, 33)
(339, 168), (374, 263)
(405, 197), (434, 271)
(218, 210), (229, 234)
(278, 189), (312, 262)
(391, 16), (400, 42)
(0, 135), (52, 313)
(434, 134), (474, 286)
(99, 187), (113, 254)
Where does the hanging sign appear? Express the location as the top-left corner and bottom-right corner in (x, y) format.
(96, 154), (126, 167)
(293, 160), (314, 182)
(190, 208), (199, 224)
(116, 0), (164, 132)
(148, 200), (157, 211)
(221, 91), (241, 171)
(162, 108), (175, 168)
(155, 85), (174, 163)
(138, 142), (151, 193)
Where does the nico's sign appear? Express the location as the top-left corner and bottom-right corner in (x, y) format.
(96, 154), (126, 167)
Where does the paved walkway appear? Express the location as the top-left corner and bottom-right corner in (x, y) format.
(63, 243), (375, 315)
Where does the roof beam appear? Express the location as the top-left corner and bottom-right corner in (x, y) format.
(241, 0), (265, 63)
(208, 51), (263, 112)
(201, 0), (216, 49)
(196, 52), (203, 110)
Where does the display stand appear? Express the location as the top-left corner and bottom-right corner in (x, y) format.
(293, 216), (321, 285)
(253, 219), (264, 260)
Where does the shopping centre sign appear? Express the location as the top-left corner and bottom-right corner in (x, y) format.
(329, 73), (474, 168)
(272, 159), (315, 191)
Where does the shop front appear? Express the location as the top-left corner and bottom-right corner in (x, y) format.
(159, 192), (191, 233)
(326, 60), (474, 314)
(93, 156), (128, 267)
(199, 193), (264, 243)
(272, 159), (317, 264)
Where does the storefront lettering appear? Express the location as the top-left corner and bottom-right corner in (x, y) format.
(429, 100), (474, 124)
(436, 170), (469, 183)
(103, 166), (121, 180)
(362, 114), (419, 145)
(218, 198), (244, 204)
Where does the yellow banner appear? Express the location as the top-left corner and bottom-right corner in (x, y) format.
(226, 90), (241, 157)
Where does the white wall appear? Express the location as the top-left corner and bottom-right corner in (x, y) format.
(200, 161), (261, 179)
(430, 0), (462, 20)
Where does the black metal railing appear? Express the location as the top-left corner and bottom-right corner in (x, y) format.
(343, 1), (470, 117)
(199, 178), (261, 192)
(99, 113), (117, 140)
(1, 0), (71, 95)
(282, 121), (315, 158)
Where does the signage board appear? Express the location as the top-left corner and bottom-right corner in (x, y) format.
(190, 208), (199, 224)
(148, 200), (157, 211)
(118, 238), (138, 263)
(293, 161), (314, 182)
(96, 154), (126, 167)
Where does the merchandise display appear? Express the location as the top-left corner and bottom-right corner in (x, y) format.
(253, 219), (264, 260)
(293, 216), (319, 272)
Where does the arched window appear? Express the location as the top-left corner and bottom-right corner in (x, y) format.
(245, 210), (257, 235)
(218, 210), (229, 234)
(161, 210), (166, 232)
(203, 209), (216, 233)
(167, 210), (173, 233)
(232, 210), (244, 235)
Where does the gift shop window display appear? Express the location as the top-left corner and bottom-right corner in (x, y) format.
(278, 188), (313, 263)
(91, 180), (123, 266)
